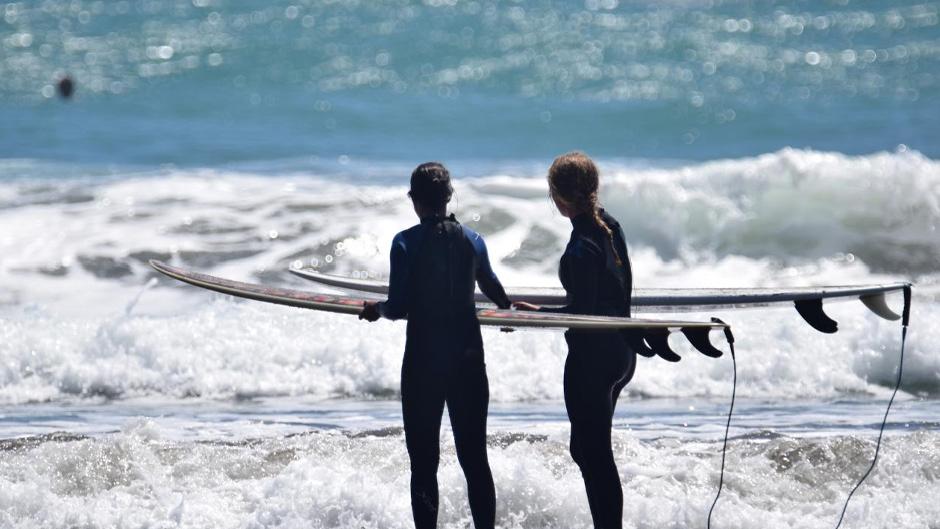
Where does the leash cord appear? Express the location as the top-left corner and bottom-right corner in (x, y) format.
(709, 287), (910, 529)
(707, 324), (736, 529)
(833, 324), (907, 529)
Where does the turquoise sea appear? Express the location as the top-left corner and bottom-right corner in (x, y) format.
(1, 1), (939, 528)
(2, 0), (938, 165)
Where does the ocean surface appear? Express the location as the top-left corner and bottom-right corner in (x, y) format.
(1, 1), (939, 528)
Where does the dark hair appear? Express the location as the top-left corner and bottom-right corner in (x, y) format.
(409, 162), (453, 209)
(548, 151), (621, 265)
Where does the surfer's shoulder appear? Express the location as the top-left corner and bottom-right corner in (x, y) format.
(389, 224), (423, 253)
(566, 233), (603, 261)
(459, 225), (489, 255)
(403, 224), (422, 234)
(399, 223), (424, 240)
(460, 225), (483, 242)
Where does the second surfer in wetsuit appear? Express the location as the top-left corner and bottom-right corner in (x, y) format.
(514, 152), (636, 529)
(359, 162), (511, 529)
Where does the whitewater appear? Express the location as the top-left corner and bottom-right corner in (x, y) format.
(1, 149), (939, 528)
(3, 0), (940, 526)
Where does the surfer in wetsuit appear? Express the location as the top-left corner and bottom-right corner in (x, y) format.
(359, 162), (511, 529)
(513, 152), (635, 529)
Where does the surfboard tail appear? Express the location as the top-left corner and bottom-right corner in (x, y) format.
(682, 327), (724, 358)
(622, 327), (730, 363)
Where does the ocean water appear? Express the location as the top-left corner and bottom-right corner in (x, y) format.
(2, 1), (940, 528)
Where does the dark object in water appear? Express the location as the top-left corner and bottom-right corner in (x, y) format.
(57, 76), (74, 99)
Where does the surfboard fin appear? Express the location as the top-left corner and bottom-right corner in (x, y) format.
(794, 298), (838, 333)
(645, 329), (682, 362)
(681, 327), (724, 358)
(859, 293), (901, 321)
(622, 331), (656, 358)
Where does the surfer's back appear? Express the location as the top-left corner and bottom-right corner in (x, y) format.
(381, 217), (509, 321)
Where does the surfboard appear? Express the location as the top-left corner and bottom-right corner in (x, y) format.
(150, 260), (731, 362)
(288, 268), (911, 334)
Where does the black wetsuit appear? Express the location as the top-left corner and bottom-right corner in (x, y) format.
(540, 209), (636, 529)
(378, 214), (511, 529)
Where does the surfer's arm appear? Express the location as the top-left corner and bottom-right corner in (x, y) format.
(473, 234), (511, 309)
(537, 245), (599, 314)
(377, 234), (408, 320)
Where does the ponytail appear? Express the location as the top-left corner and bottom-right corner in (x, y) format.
(548, 152), (622, 266)
(591, 204), (622, 266)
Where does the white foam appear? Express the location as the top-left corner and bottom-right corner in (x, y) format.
(0, 288), (934, 405)
(1, 423), (938, 528)
(0, 149), (938, 404)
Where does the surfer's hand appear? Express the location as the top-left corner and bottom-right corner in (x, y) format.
(359, 302), (381, 322)
(512, 301), (541, 311)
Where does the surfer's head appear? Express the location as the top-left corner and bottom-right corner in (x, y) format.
(409, 162), (452, 216)
(547, 151), (599, 219)
(548, 151), (622, 264)
(57, 75), (75, 100)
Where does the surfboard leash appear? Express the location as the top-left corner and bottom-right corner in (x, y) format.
(833, 284), (911, 529)
(706, 317), (736, 529)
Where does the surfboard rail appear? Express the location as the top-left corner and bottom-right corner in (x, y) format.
(150, 260), (730, 362)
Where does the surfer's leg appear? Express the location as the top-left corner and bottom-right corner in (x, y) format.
(447, 361), (495, 529)
(402, 362), (447, 529)
(565, 349), (605, 526)
(589, 345), (634, 529)
(564, 339), (627, 529)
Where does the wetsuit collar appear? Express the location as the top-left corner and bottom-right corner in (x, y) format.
(570, 211), (595, 231)
(420, 212), (454, 224)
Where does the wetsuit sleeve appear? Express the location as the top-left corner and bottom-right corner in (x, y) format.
(472, 233), (511, 309)
(377, 234), (408, 320)
(538, 245), (600, 314)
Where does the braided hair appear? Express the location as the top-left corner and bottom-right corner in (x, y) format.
(547, 152), (622, 265)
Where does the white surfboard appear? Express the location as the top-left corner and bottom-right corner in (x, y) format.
(288, 267), (911, 334)
(150, 260), (731, 362)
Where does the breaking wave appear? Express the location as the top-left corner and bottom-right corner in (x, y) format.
(0, 148), (938, 405)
